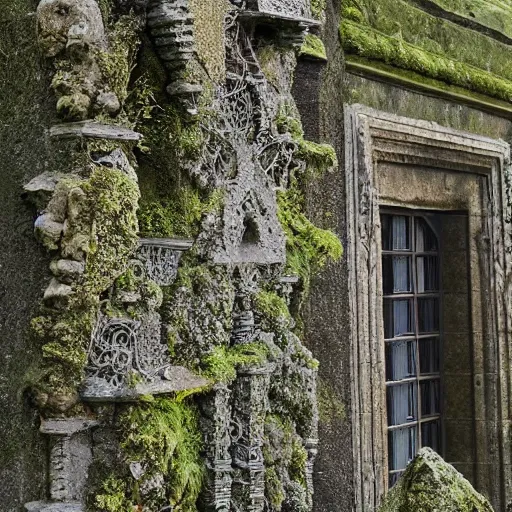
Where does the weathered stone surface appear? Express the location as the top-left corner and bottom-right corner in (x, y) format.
(81, 366), (210, 401)
(23, 172), (67, 211)
(43, 278), (74, 306)
(50, 259), (85, 283)
(36, 0), (106, 58)
(34, 214), (64, 250)
(379, 448), (494, 512)
(40, 418), (99, 436)
(25, 501), (83, 512)
(49, 122), (142, 141)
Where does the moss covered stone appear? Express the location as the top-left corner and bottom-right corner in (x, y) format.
(299, 34), (327, 61)
(340, 18), (512, 103)
(94, 397), (204, 511)
(379, 448), (494, 512)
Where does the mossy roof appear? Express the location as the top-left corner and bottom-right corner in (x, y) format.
(340, 0), (512, 106)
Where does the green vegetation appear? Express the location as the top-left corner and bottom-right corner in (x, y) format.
(201, 343), (270, 383)
(95, 398), (204, 512)
(426, 0), (512, 40)
(299, 34), (327, 61)
(340, 18), (512, 103)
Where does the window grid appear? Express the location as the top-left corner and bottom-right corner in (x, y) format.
(381, 213), (442, 487)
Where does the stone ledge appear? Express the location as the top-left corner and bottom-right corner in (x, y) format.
(25, 502), (83, 512)
(81, 366), (210, 402)
(40, 418), (99, 436)
(49, 122), (142, 141)
(238, 10), (320, 29)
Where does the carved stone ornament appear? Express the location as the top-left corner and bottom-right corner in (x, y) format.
(24, 419), (98, 512)
(82, 313), (208, 400)
(194, 27), (298, 265)
(246, 0), (312, 19)
(134, 238), (194, 286)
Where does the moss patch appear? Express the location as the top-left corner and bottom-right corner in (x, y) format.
(299, 34), (327, 61)
(340, 18), (512, 103)
(94, 398), (204, 511)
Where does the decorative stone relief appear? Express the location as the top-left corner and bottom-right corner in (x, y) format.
(199, 385), (234, 512)
(134, 238), (193, 286)
(82, 312), (209, 400)
(25, 419), (98, 512)
(36, 0), (122, 120)
(147, 0), (203, 111)
(246, 0), (312, 19)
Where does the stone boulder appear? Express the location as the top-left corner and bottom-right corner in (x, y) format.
(379, 448), (494, 512)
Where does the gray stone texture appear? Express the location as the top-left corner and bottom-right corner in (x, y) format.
(0, 2), (77, 508)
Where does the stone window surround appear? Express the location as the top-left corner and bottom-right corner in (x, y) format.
(344, 105), (512, 512)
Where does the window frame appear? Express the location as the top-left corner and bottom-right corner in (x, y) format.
(380, 208), (445, 486)
(344, 105), (512, 512)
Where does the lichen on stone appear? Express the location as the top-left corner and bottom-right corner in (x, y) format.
(299, 34), (327, 61)
(379, 447), (495, 512)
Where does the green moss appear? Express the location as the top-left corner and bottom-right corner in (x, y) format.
(265, 466), (286, 510)
(339, 16), (512, 103)
(201, 343), (270, 383)
(28, 167), (139, 413)
(95, 476), (132, 512)
(95, 398), (204, 512)
(345, 55), (512, 115)
(277, 186), (342, 286)
(289, 439), (308, 489)
(310, 0), (326, 19)
(254, 290), (292, 333)
(299, 34), (327, 61)
(426, 0), (512, 40)
(344, 0), (512, 81)
(379, 448), (494, 511)
(317, 378), (346, 425)
(96, 15), (141, 105)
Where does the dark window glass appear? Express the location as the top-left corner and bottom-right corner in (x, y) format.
(382, 212), (442, 487)
(382, 215), (411, 251)
(420, 380), (440, 416)
(417, 256), (439, 292)
(421, 420), (441, 452)
(419, 337), (440, 374)
(384, 298), (415, 338)
(418, 298), (439, 333)
(416, 217), (438, 251)
(386, 340), (417, 381)
(387, 383), (417, 426)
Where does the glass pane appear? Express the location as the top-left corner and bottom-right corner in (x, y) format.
(418, 297), (439, 333)
(382, 215), (410, 251)
(420, 379), (440, 416)
(388, 427), (417, 472)
(387, 383), (417, 425)
(417, 256), (439, 292)
(416, 217), (438, 252)
(383, 255), (411, 294)
(421, 420), (441, 452)
(389, 471), (404, 488)
(384, 299), (415, 338)
(419, 337), (440, 374)
(386, 340), (417, 381)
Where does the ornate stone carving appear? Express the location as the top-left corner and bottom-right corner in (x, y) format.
(231, 368), (273, 512)
(147, 0), (203, 110)
(24, 419), (98, 512)
(246, 0), (312, 19)
(134, 238), (194, 286)
(194, 28), (297, 265)
(36, 0), (129, 120)
(200, 385), (234, 512)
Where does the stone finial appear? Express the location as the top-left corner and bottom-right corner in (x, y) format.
(379, 447), (495, 512)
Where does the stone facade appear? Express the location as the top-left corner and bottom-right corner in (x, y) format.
(3, 0), (512, 511)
